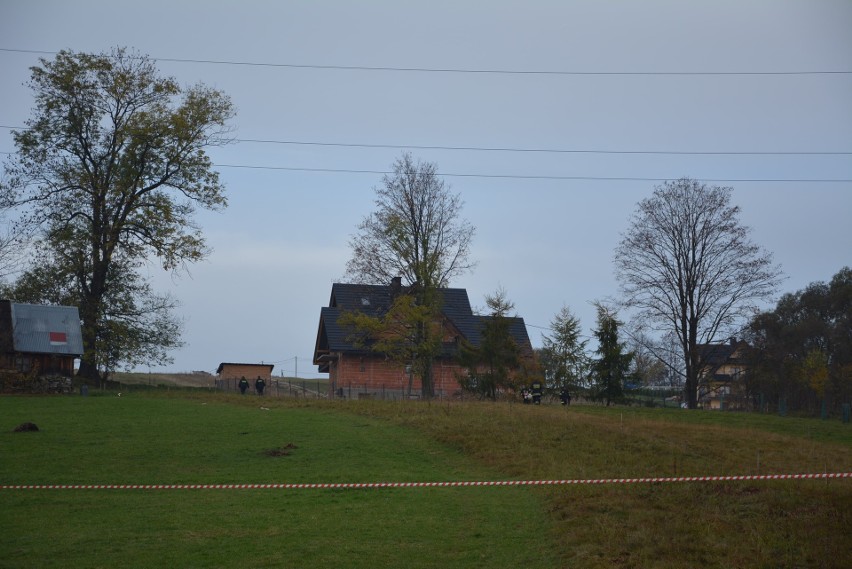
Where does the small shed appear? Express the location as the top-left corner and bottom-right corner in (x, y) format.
(216, 362), (274, 381)
(0, 300), (84, 377)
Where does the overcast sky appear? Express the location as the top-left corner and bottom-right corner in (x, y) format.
(2, 1), (850, 377)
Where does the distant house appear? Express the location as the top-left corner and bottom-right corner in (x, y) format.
(0, 300), (84, 377)
(312, 278), (534, 397)
(697, 338), (749, 410)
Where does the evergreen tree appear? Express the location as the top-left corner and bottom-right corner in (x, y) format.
(591, 304), (633, 406)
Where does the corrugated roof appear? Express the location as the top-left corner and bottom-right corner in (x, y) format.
(9, 302), (84, 356)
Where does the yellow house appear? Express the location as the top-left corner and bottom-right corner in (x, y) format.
(697, 338), (749, 410)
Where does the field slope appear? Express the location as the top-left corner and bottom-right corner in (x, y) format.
(2, 392), (851, 568)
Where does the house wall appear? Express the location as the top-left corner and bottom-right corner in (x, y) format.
(328, 353), (466, 396)
(217, 364), (273, 381)
(0, 352), (76, 377)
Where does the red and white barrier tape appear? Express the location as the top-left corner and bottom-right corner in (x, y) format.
(2, 472), (850, 490)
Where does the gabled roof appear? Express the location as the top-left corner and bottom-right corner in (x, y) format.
(313, 282), (533, 370)
(0, 301), (84, 357)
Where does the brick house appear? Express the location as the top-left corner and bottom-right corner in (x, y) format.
(697, 338), (749, 409)
(0, 300), (84, 377)
(312, 278), (534, 398)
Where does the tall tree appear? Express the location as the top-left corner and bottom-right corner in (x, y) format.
(540, 305), (589, 392)
(590, 304), (633, 406)
(345, 153), (475, 289)
(614, 179), (781, 409)
(344, 153), (475, 397)
(0, 48), (234, 380)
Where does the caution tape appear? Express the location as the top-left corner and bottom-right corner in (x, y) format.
(1, 472), (850, 490)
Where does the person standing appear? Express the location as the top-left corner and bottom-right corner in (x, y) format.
(531, 379), (543, 405)
(238, 377), (249, 395)
(255, 376), (266, 396)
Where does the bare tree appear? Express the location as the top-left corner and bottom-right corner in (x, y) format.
(614, 179), (782, 409)
(343, 153), (475, 398)
(345, 153), (475, 289)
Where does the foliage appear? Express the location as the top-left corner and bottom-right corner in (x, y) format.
(744, 267), (852, 414)
(2, 253), (183, 378)
(614, 179), (782, 408)
(338, 290), (443, 397)
(457, 288), (524, 399)
(590, 304), (633, 406)
(343, 153), (475, 397)
(345, 153), (475, 290)
(0, 48), (234, 380)
(539, 304), (589, 392)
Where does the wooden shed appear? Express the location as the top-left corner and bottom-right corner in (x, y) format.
(216, 362), (274, 381)
(0, 300), (84, 377)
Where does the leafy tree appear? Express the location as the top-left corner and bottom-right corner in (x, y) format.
(539, 305), (589, 392)
(590, 304), (633, 406)
(338, 291), (442, 397)
(0, 48), (234, 380)
(344, 153), (475, 397)
(745, 267), (852, 413)
(2, 250), (183, 381)
(457, 288), (523, 400)
(614, 179), (781, 408)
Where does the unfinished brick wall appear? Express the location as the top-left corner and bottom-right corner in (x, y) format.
(329, 353), (465, 394)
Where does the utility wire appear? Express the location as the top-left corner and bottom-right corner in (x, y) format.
(1, 150), (848, 182)
(213, 164), (852, 183)
(1, 48), (850, 76)
(2, 126), (849, 156)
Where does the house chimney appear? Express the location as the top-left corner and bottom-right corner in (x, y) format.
(729, 337), (737, 346)
(390, 276), (402, 298)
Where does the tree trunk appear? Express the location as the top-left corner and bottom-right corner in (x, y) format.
(421, 359), (434, 399)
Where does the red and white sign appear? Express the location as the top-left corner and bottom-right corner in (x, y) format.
(49, 332), (67, 346)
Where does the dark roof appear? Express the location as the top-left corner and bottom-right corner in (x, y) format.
(0, 301), (84, 357)
(216, 362), (275, 375)
(313, 282), (533, 370)
(698, 339), (747, 367)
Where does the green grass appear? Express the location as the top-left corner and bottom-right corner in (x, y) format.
(2, 392), (851, 568)
(0, 394), (557, 568)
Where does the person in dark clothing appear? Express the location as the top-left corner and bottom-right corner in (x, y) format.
(255, 377), (266, 396)
(531, 380), (543, 405)
(560, 388), (571, 406)
(238, 377), (249, 395)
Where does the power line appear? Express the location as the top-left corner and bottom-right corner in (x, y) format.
(1, 151), (848, 182)
(213, 164), (852, 183)
(3, 126), (849, 157)
(234, 138), (852, 157)
(2, 48), (850, 76)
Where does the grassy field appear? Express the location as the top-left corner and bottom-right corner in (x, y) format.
(1, 391), (851, 568)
